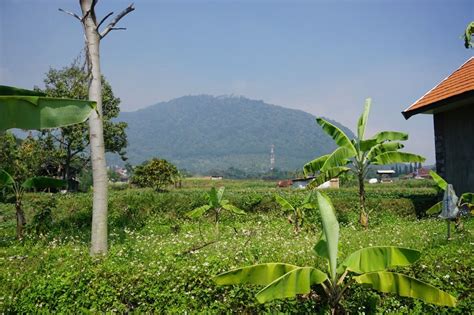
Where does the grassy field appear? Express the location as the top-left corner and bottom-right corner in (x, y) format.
(0, 179), (472, 313)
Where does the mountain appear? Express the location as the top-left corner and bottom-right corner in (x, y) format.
(117, 95), (354, 174)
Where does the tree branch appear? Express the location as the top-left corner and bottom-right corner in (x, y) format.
(99, 3), (135, 39)
(58, 8), (82, 21)
(97, 11), (114, 31)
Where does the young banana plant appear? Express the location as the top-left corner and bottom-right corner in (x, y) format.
(214, 192), (457, 314)
(0, 169), (66, 239)
(274, 192), (316, 233)
(187, 187), (245, 235)
(426, 170), (473, 238)
(303, 98), (425, 229)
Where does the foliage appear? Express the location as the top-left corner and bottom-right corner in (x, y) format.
(0, 184), (472, 313)
(116, 95), (354, 174)
(0, 132), (52, 183)
(427, 171), (474, 216)
(187, 187), (245, 234)
(130, 158), (179, 191)
(36, 62), (128, 186)
(304, 98), (425, 228)
(0, 85), (94, 130)
(426, 171), (473, 238)
(0, 169), (66, 238)
(274, 192), (316, 232)
(214, 192), (457, 313)
(464, 21), (474, 48)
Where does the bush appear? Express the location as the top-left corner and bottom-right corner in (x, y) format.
(130, 158), (178, 191)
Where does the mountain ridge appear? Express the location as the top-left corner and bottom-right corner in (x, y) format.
(117, 95), (354, 174)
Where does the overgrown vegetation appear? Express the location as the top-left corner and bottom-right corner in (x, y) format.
(1, 179), (472, 313)
(215, 192), (457, 314)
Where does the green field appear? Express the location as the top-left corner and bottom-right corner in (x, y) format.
(1, 179), (472, 313)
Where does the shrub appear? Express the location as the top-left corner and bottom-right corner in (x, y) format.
(130, 158), (178, 191)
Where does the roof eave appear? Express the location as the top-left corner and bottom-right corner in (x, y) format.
(402, 89), (474, 120)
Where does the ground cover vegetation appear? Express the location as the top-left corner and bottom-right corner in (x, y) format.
(1, 179), (472, 313)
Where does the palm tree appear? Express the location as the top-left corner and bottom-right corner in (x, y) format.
(304, 98), (425, 228)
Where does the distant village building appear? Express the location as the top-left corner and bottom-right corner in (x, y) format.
(376, 170), (395, 183)
(402, 57), (474, 193)
(289, 177), (339, 189)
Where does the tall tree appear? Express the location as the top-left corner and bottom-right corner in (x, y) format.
(39, 62), (128, 187)
(59, 1), (134, 255)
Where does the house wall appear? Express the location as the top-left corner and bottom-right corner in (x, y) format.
(434, 104), (474, 193)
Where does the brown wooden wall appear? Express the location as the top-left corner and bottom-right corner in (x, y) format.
(433, 104), (474, 193)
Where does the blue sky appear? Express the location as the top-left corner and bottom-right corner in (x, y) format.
(1, 0), (473, 163)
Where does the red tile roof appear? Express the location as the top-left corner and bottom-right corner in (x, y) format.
(403, 57), (474, 119)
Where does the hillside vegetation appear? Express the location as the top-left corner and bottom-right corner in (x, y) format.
(118, 95), (354, 173)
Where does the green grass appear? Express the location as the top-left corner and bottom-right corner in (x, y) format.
(0, 180), (472, 313)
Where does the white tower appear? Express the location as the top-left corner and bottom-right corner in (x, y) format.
(270, 144), (275, 171)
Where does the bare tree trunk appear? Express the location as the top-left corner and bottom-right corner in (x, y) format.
(81, 0), (108, 255)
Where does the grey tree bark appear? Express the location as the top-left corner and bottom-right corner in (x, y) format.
(80, 0), (108, 255)
(61, 0), (134, 255)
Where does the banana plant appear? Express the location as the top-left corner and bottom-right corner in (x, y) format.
(214, 192), (456, 314)
(187, 187), (245, 234)
(304, 98), (425, 228)
(0, 169), (66, 239)
(0, 85), (94, 239)
(274, 192), (316, 233)
(426, 170), (473, 238)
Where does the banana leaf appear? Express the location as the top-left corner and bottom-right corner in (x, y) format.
(429, 171), (448, 191)
(0, 170), (14, 187)
(275, 195), (295, 212)
(221, 203), (245, 215)
(359, 139), (378, 152)
(216, 187), (225, 203)
(342, 246), (420, 274)
(372, 152), (425, 165)
(460, 192), (474, 205)
(213, 263), (300, 286)
(366, 142), (404, 162)
(426, 201), (442, 215)
(208, 187), (219, 207)
(316, 191), (339, 282)
(307, 167), (350, 190)
(316, 118), (356, 154)
(0, 85), (95, 130)
(357, 98), (371, 141)
(22, 177), (67, 190)
(313, 233), (329, 261)
(256, 267), (327, 303)
(371, 131), (408, 143)
(303, 154), (330, 175)
(186, 205), (211, 218)
(354, 271), (457, 307)
(320, 147), (356, 172)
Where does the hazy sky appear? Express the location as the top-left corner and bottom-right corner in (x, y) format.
(1, 0), (473, 163)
